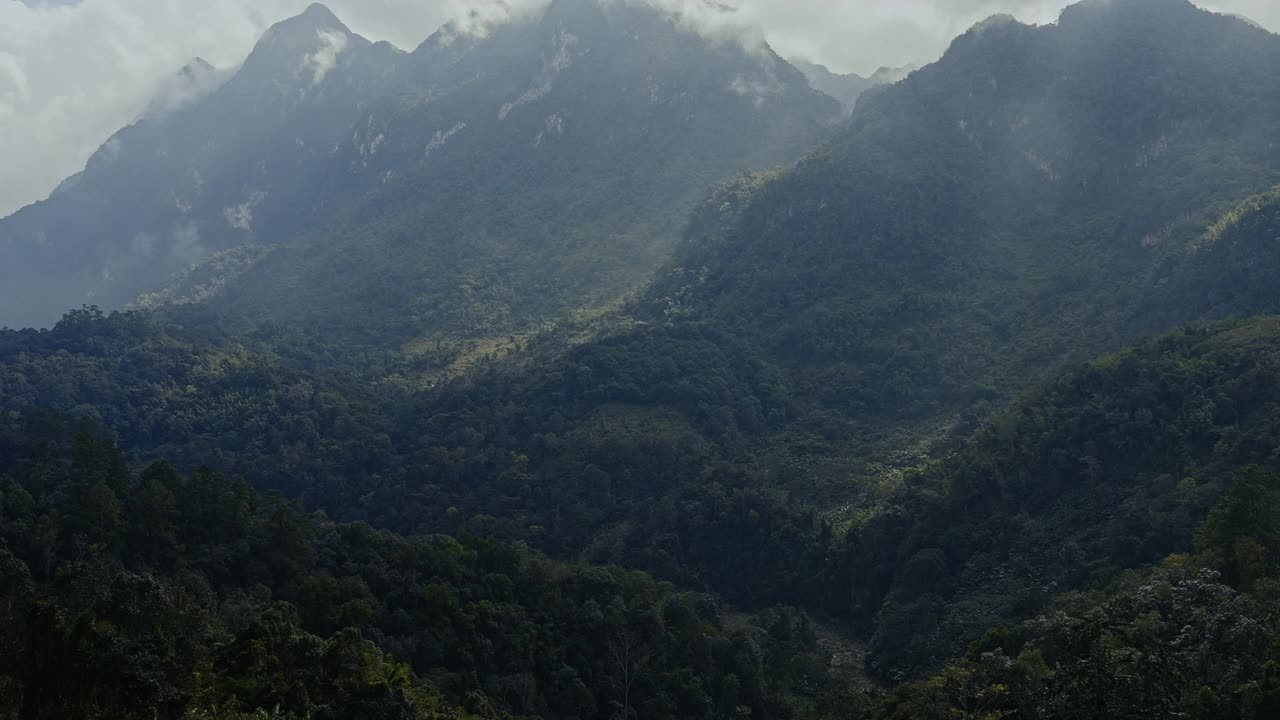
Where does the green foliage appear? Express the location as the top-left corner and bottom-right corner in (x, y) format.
(865, 565), (1280, 720)
(641, 0), (1280, 462)
(1145, 186), (1280, 328)
(833, 319), (1280, 677)
(1196, 467), (1280, 590)
(1200, 186), (1280, 248)
(0, 415), (834, 719)
(0, 306), (398, 503)
(0, 307), (835, 618)
(8, 6), (1280, 720)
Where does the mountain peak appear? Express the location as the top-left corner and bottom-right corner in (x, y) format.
(545, 0), (601, 14)
(868, 64), (916, 85)
(254, 2), (353, 50)
(300, 2), (342, 26)
(236, 3), (366, 86)
(176, 57), (217, 83)
(144, 57), (227, 117)
(950, 12), (1027, 46)
(1226, 13), (1267, 31)
(1057, 0), (1199, 27)
(970, 13), (1020, 33)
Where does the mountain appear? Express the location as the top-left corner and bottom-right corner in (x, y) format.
(0, 4), (403, 330)
(642, 0), (1280, 457)
(6, 0), (1280, 620)
(293, 0), (1280, 642)
(0, 0), (841, 340)
(866, 64), (916, 86)
(142, 57), (228, 117)
(0, 411), (831, 720)
(792, 60), (874, 110)
(7, 0), (1280, 716)
(843, 316), (1280, 676)
(197, 0), (843, 350)
(6, 305), (1280, 720)
(792, 60), (916, 111)
(1142, 185), (1280, 328)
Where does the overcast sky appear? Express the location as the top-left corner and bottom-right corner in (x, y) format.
(1, 0), (1277, 217)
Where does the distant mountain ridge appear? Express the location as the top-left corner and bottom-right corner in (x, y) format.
(0, 3), (403, 329)
(198, 0), (844, 349)
(0, 0), (842, 335)
(791, 59), (917, 112)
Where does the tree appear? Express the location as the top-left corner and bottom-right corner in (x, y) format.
(1197, 466), (1280, 589)
(125, 462), (182, 567)
(1247, 661), (1280, 720)
(610, 629), (651, 720)
(79, 481), (122, 548)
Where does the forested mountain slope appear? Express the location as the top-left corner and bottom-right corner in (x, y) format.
(0, 411), (833, 720)
(0, 311), (833, 611)
(6, 315), (1280, 718)
(1143, 185), (1280, 326)
(840, 317), (1280, 676)
(644, 0), (1280, 449)
(6, 203), (1280, 689)
(0, 307), (398, 502)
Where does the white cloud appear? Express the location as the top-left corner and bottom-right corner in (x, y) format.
(1, 0), (1277, 218)
(0, 50), (32, 109)
(302, 29), (349, 85)
(143, 60), (230, 117)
